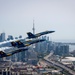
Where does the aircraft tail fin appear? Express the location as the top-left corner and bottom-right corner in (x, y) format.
(27, 32), (36, 39)
(0, 51), (7, 57)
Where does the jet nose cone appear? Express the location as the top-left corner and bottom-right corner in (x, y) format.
(49, 31), (55, 33)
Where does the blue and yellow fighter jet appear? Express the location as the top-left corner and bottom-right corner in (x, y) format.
(27, 30), (55, 39)
(0, 38), (45, 58)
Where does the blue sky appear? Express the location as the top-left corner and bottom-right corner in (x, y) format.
(0, 0), (75, 41)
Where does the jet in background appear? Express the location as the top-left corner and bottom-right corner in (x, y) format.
(0, 38), (45, 58)
(27, 30), (55, 39)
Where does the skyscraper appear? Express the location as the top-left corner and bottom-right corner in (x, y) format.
(0, 32), (5, 42)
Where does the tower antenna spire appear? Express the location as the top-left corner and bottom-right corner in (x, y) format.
(32, 20), (35, 34)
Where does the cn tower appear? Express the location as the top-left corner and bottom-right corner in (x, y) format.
(32, 20), (35, 34)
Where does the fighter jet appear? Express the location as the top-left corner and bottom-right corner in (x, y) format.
(27, 30), (55, 39)
(0, 38), (45, 58)
(0, 47), (28, 58)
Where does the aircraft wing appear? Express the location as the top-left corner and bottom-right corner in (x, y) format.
(24, 39), (45, 46)
(7, 47), (28, 56)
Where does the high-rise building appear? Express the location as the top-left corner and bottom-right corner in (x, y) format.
(0, 35), (1, 42)
(7, 35), (13, 40)
(0, 32), (5, 42)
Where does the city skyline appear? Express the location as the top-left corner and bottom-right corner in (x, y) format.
(0, 0), (75, 41)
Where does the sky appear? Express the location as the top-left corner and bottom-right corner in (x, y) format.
(0, 0), (75, 42)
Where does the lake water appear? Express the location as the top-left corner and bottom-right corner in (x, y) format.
(54, 40), (75, 52)
(69, 45), (75, 52)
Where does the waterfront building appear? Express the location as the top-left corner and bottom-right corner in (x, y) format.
(54, 44), (69, 56)
(61, 57), (75, 66)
